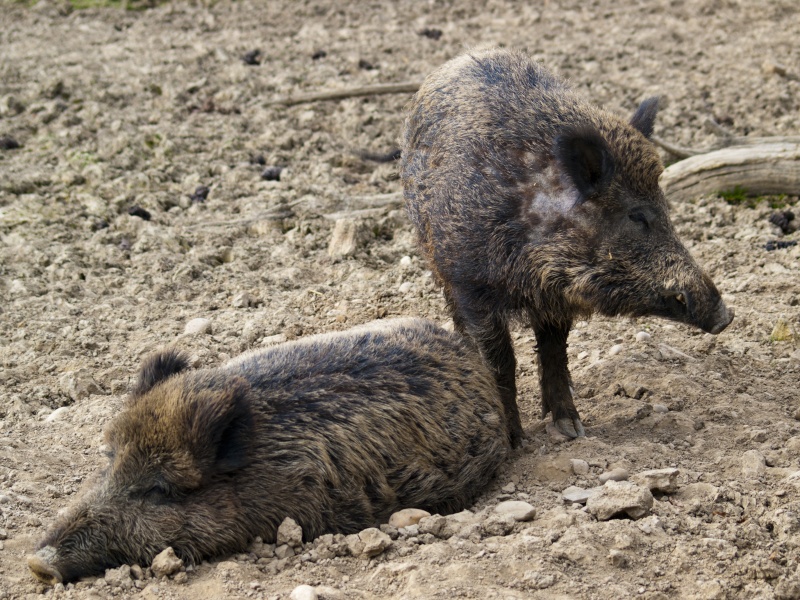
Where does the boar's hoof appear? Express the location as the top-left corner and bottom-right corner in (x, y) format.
(27, 552), (63, 586)
(553, 416), (585, 439)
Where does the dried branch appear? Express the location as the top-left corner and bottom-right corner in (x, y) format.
(266, 82), (422, 107)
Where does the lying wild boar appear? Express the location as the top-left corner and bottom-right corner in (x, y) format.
(28, 318), (508, 584)
(401, 48), (733, 445)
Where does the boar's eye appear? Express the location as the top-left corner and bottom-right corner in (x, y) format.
(628, 211), (650, 229)
(133, 482), (171, 502)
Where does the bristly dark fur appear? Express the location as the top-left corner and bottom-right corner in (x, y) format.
(131, 349), (190, 396)
(30, 319), (508, 584)
(401, 49), (732, 445)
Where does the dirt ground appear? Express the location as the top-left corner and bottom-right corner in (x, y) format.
(1, 0), (800, 598)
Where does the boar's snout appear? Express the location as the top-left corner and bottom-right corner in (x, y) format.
(663, 288), (733, 335)
(27, 547), (63, 586)
(702, 298), (734, 334)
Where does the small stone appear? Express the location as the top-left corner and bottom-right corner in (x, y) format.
(609, 549), (629, 568)
(327, 218), (365, 258)
(546, 421), (571, 443)
(586, 480), (653, 520)
(652, 404), (669, 414)
(562, 485), (596, 504)
(598, 467), (629, 484)
(344, 534), (364, 556)
(418, 515), (450, 538)
(750, 429), (769, 443)
(358, 528), (391, 557)
(104, 565), (131, 588)
(184, 317), (212, 335)
(58, 369), (102, 402)
(130, 564), (144, 580)
(608, 344), (624, 356)
(151, 547), (183, 578)
(173, 572), (188, 584)
(481, 514), (516, 537)
(742, 449), (766, 478)
(45, 406), (70, 422)
(277, 517), (303, 549)
(0, 136), (21, 150)
(290, 584), (318, 600)
(232, 292), (255, 308)
(189, 185), (210, 203)
(494, 500), (536, 522)
(762, 60), (788, 77)
(675, 482), (719, 507)
(635, 331), (651, 343)
(261, 165), (283, 181)
(570, 459), (590, 476)
(399, 255), (413, 267)
(242, 49), (261, 66)
(771, 319), (794, 342)
(398, 281), (413, 294)
(793, 407), (800, 421)
(501, 482), (516, 494)
(274, 544), (295, 559)
(388, 508), (430, 529)
(631, 468), (679, 493)
(0, 528), (7, 540)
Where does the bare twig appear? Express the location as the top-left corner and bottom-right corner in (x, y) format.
(267, 82), (422, 107)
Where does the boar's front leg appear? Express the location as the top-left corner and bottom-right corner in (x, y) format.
(445, 288), (524, 448)
(534, 320), (584, 438)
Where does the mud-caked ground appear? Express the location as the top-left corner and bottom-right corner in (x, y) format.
(1, 1), (800, 598)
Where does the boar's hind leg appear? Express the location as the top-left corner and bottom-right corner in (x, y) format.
(534, 320), (585, 438)
(445, 288), (523, 447)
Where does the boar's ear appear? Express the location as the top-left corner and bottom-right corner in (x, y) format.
(630, 96), (659, 138)
(189, 377), (254, 474)
(554, 127), (615, 200)
(132, 349), (190, 397)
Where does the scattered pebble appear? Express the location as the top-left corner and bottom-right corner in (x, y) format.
(184, 317), (212, 335)
(570, 459), (590, 476)
(277, 517), (303, 549)
(189, 185), (210, 203)
(290, 585), (318, 600)
(232, 291), (255, 308)
(151, 547), (182, 578)
(480, 514), (515, 537)
(0, 136), (21, 150)
(586, 480), (653, 520)
(631, 468), (680, 493)
(771, 318), (794, 342)
(561, 485), (596, 504)
(793, 407), (800, 421)
(494, 500), (536, 522)
(652, 404), (669, 413)
(388, 508), (430, 529)
(358, 527), (392, 557)
(242, 49), (261, 65)
(419, 27), (443, 40)
(358, 58), (376, 70)
(328, 218), (365, 258)
(261, 166), (283, 181)
(635, 331), (651, 343)
(598, 467), (629, 484)
(58, 369), (102, 402)
(311, 50), (327, 60)
(127, 205), (152, 221)
(741, 449), (766, 478)
(608, 344), (624, 356)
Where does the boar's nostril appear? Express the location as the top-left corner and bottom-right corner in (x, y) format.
(27, 554), (63, 586)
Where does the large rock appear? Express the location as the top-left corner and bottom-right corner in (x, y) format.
(586, 480), (653, 520)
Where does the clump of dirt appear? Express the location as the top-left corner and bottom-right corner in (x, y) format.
(1, 1), (799, 599)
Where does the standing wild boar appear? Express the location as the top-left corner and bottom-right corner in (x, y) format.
(401, 48), (733, 446)
(28, 318), (508, 585)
